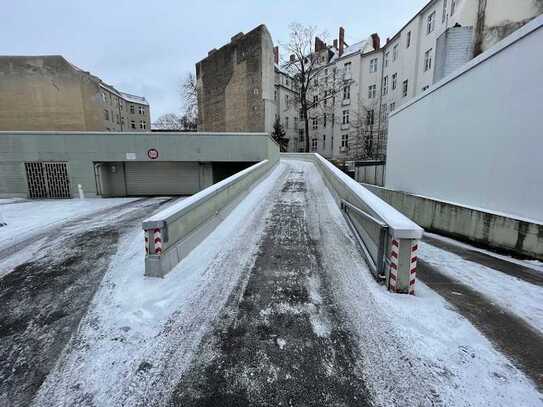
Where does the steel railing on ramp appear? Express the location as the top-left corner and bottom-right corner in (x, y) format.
(281, 153), (424, 294)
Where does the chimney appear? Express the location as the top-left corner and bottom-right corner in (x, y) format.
(208, 48), (217, 56)
(290, 54), (296, 64)
(386, 37), (390, 44)
(273, 46), (279, 64)
(371, 33), (381, 50)
(315, 36), (326, 53)
(339, 27), (345, 57)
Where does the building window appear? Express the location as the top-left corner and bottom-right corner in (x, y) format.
(102, 92), (107, 103)
(342, 110), (350, 125)
(311, 138), (317, 151)
(344, 62), (352, 75)
(130, 120), (136, 129)
(341, 134), (349, 148)
(369, 58), (378, 73)
(368, 84), (377, 99)
(323, 134), (326, 145)
(312, 117), (318, 129)
(424, 49), (433, 71)
(383, 76), (389, 95)
(393, 44), (399, 61)
(406, 31), (411, 48)
(442, 0), (448, 23)
(427, 11), (436, 34)
(313, 95), (318, 107)
(286, 78), (290, 87)
(392, 73), (398, 90)
(384, 52), (390, 67)
(382, 103), (388, 120)
(274, 89), (278, 100)
(390, 102), (396, 111)
(343, 85), (350, 100)
(285, 117), (289, 129)
(366, 109), (375, 126)
(299, 129), (304, 142)
(130, 105), (135, 114)
(138, 106), (145, 115)
(422, 85), (430, 91)
(104, 109), (109, 121)
(402, 79), (409, 97)
(294, 117), (298, 128)
(451, 0), (456, 16)
(323, 113), (327, 128)
(139, 120), (147, 129)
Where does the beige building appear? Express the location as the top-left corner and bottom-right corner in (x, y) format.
(0, 55), (150, 132)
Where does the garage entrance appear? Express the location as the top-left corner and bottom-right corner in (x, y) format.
(24, 162), (71, 199)
(95, 161), (213, 197)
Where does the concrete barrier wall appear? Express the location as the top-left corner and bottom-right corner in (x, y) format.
(386, 18), (543, 223)
(363, 183), (543, 261)
(282, 153), (423, 294)
(143, 158), (278, 277)
(354, 161), (386, 187)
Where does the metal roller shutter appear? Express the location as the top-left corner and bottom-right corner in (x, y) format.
(125, 162), (201, 196)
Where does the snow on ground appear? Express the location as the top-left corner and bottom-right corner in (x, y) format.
(299, 159), (542, 407)
(0, 197), (139, 250)
(0, 198), (168, 278)
(425, 231), (543, 274)
(419, 240), (543, 333)
(25, 160), (543, 406)
(34, 163), (289, 407)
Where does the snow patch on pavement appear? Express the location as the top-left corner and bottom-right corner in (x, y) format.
(0, 198), (139, 251)
(419, 241), (543, 333)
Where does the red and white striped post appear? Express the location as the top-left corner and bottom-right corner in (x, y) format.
(144, 228), (163, 256)
(387, 238), (420, 295)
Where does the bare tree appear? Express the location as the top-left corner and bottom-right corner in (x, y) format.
(180, 72), (198, 129)
(152, 113), (183, 130)
(281, 23), (349, 152)
(152, 112), (198, 131)
(349, 101), (380, 160)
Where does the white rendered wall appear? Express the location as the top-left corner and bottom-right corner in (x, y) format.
(386, 17), (543, 223)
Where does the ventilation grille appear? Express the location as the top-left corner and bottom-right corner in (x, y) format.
(24, 162), (71, 199)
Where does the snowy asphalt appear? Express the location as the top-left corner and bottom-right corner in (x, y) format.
(169, 168), (370, 406)
(0, 160), (542, 406)
(0, 197), (173, 407)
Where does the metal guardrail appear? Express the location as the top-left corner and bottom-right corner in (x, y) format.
(340, 199), (388, 281)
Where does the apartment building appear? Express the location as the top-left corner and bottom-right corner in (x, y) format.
(273, 53), (300, 152)
(284, 0), (542, 160)
(0, 55), (150, 132)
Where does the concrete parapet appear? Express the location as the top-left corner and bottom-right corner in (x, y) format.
(282, 153), (424, 294)
(142, 158), (278, 277)
(362, 183), (543, 261)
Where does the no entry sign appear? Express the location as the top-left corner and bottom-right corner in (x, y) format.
(147, 148), (159, 160)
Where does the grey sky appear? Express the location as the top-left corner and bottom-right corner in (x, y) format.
(2, 0), (428, 120)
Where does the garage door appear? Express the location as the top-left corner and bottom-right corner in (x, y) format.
(125, 162), (201, 196)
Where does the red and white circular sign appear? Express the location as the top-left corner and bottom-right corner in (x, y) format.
(147, 148), (159, 160)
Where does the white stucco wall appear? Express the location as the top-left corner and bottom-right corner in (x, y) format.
(385, 16), (543, 222)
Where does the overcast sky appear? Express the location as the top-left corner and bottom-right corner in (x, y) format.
(2, 0), (428, 120)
